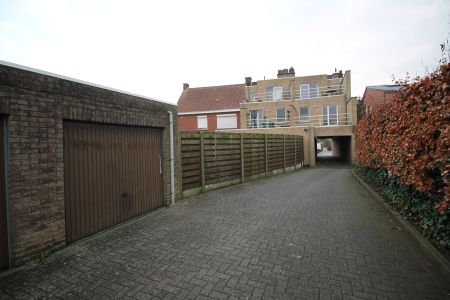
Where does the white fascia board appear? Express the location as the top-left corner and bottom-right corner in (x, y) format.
(178, 109), (240, 116)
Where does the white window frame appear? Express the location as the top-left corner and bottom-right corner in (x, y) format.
(251, 93), (257, 102)
(197, 115), (208, 130)
(273, 86), (282, 101)
(322, 105), (338, 126)
(266, 86), (282, 102)
(300, 83), (319, 99)
(250, 110), (263, 128)
(217, 114), (237, 129)
(299, 107), (309, 122)
(276, 108), (286, 124)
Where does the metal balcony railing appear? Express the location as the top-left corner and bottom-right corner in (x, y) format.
(247, 84), (346, 103)
(246, 113), (351, 128)
(250, 91), (292, 102)
(293, 84), (345, 100)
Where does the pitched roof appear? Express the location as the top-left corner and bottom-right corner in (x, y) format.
(178, 84), (245, 113)
(366, 85), (401, 92)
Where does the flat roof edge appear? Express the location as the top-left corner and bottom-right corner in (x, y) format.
(0, 60), (176, 107)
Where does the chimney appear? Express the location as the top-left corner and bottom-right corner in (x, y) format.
(245, 77), (252, 86)
(277, 67), (295, 78)
(183, 83), (189, 91)
(289, 66), (295, 76)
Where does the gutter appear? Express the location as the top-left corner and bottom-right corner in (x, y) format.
(168, 111), (175, 205)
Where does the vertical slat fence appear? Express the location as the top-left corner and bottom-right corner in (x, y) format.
(181, 132), (304, 196)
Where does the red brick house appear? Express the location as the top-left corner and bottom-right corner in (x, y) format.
(361, 85), (400, 115)
(177, 83), (244, 132)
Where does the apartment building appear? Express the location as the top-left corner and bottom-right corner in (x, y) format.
(239, 68), (357, 166)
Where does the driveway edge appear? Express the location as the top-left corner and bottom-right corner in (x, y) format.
(351, 170), (450, 280)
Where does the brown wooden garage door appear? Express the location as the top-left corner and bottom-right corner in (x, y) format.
(0, 116), (8, 269)
(64, 122), (164, 243)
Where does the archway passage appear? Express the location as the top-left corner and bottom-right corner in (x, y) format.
(315, 135), (352, 167)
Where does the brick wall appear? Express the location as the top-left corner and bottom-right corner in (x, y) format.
(0, 62), (181, 265)
(178, 112), (240, 132)
(178, 115), (199, 132)
(362, 89), (399, 113)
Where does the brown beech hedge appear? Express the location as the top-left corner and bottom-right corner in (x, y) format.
(357, 63), (449, 214)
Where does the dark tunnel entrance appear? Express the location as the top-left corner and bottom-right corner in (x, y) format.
(315, 136), (352, 166)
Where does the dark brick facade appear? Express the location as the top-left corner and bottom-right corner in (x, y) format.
(0, 62), (181, 266)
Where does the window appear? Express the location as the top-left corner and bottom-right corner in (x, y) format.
(299, 107), (309, 122)
(300, 83), (319, 99)
(276, 108), (286, 123)
(197, 115), (207, 130)
(251, 93), (257, 102)
(250, 110), (263, 128)
(217, 114), (237, 129)
(273, 86), (282, 101)
(322, 105), (337, 126)
(266, 86), (282, 101)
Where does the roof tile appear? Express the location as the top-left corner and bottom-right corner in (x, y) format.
(178, 84), (245, 113)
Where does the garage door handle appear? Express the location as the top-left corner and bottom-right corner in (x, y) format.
(122, 192), (129, 198)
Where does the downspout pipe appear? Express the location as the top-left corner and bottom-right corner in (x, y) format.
(168, 111), (175, 205)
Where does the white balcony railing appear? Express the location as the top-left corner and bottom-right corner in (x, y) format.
(293, 84), (345, 100)
(247, 84), (345, 103)
(246, 113), (351, 129)
(250, 90), (292, 102)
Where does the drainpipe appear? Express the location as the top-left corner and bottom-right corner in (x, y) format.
(168, 111), (175, 205)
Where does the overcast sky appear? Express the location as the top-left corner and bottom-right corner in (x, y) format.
(1, 0), (449, 104)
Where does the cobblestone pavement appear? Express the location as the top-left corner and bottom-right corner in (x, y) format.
(1, 165), (449, 299)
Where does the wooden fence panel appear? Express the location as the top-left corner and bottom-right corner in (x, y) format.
(180, 132), (304, 194)
(204, 134), (242, 185)
(181, 133), (202, 190)
(243, 135), (266, 177)
(285, 137), (296, 167)
(267, 135), (284, 172)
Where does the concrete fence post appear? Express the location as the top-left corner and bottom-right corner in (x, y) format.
(200, 131), (205, 191)
(308, 126), (315, 168)
(283, 135), (286, 172)
(265, 134), (268, 177)
(294, 136), (297, 170)
(240, 133), (245, 183)
(178, 133), (183, 199)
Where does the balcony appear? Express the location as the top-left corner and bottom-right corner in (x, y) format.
(250, 90), (292, 102)
(247, 84), (345, 103)
(246, 113), (351, 129)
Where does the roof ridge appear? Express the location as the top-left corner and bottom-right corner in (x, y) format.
(186, 83), (244, 90)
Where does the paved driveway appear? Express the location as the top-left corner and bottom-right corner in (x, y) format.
(0, 165), (449, 299)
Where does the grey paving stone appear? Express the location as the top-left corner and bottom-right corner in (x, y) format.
(0, 164), (449, 299)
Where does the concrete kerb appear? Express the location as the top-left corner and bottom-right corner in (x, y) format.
(352, 170), (450, 280)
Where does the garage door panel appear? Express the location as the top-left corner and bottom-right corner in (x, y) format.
(64, 122), (163, 243)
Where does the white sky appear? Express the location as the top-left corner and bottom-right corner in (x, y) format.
(0, 0), (449, 104)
